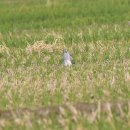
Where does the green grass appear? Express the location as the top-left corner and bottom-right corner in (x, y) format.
(0, 0), (130, 32)
(0, 0), (130, 129)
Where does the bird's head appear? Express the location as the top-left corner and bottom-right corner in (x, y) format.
(63, 48), (68, 53)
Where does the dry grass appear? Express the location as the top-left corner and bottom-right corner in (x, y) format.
(0, 36), (129, 107)
(0, 101), (130, 128)
(26, 40), (63, 53)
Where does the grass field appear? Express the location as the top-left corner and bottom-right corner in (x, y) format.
(0, 0), (130, 129)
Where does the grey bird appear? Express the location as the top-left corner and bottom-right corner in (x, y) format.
(63, 49), (72, 66)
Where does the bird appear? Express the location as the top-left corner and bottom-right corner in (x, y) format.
(62, 49), (72, 66)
